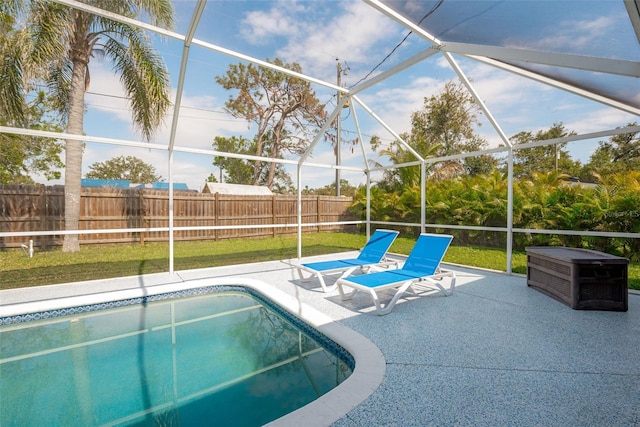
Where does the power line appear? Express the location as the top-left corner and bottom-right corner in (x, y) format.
(86, 102), (238, 122)
(85, 90), (229, 115)
(348, 0), (444, 89)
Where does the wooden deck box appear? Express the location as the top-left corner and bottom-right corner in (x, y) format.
(526, 246), (628, 311)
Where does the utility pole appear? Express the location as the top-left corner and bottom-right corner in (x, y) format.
(336, 59), (342, 197)
(335, 59), (349, 196)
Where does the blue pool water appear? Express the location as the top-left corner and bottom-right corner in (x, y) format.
(0, 287), (353, 426)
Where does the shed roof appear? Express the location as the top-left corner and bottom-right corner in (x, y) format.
(201, 183), (273, 195)
(81, 179), (130, 188)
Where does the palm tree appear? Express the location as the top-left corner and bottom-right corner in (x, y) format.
(9, 0), (174, 252)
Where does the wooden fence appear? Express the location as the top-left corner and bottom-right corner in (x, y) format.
(0, 185), (357, 249)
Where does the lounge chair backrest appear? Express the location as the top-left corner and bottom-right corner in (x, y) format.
(402, 234), (453, 275)
(356, 229), (399, 263)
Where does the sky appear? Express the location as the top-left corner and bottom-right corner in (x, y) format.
(34, 0), (639, 191)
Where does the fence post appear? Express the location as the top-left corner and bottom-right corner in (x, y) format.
(272, 195), (277, 237)
(214, 192), (219, 241)
(316, 195), (321, 232)
(139, 189), (145, 245)
(38, 184), (46, 248)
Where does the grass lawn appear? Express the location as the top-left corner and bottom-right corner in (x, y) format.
(1, 232), (638, 290)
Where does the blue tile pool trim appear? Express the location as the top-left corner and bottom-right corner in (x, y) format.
(0, 285), (355, 371)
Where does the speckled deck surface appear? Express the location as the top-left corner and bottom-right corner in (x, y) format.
(2, 253), (639, 426)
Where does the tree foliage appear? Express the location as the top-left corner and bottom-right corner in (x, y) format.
(0, 91), (65, 184)
(371, 80), (494, 190)
(85, 156), (162, 183)
(215, 58), (326, 190)
(410, 80), (485, 156)
(0, 5), (27, 124)
(212, 135), (293, 192)
(511, 123), (581, 179)
(212, 136), (255, 185)
(351, 169), (640, 261)
(302, 179), (358, 197)
(580, 122), (640, 178)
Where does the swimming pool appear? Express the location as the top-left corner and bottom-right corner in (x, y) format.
(0, 285), (356, 426)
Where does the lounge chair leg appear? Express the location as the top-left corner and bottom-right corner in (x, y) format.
(317, 274), (336, 293)
(297, 267), (312, 282)
(413, 271), (456, 296)
(297, 266), (338, 292)
(318, 266), (359, 293)
(434, 271), (456, 296)
(372, 280), (413, 316)
(336, 281), (358, 301)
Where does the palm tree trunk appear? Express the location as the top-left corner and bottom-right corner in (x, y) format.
(62, 59), (87, 253)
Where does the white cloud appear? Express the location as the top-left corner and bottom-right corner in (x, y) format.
(529, 16), (615, 52)
(240, 1), (304, 42)
(156, 99), (247, 151)
(241, 0), (403, 82)
(85, 66), (131, 124)
(565, 108), (638, 135)
(357, 75), (444, 141)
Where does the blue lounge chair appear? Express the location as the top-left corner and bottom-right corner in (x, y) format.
(297, 229), (400, 292)
(336, 233), (455, 315)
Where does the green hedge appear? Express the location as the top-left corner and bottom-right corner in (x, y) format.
(351, 170), (640, 261)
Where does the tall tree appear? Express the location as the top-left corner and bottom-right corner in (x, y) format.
(581, 122), (640, 177)
(212, 135), (293, 191)
(215, 58), (326, 190)
(511, 123), (581, 179)
(7, 0), (173, 252)
(410, 80), (485, 157)
(212, 136), (258, 185)
(371, 80), (493, 190)
(85, 156), (162, 183)
(0, 3), (26, 123)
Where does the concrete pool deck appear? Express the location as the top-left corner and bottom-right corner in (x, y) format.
(2, 253), (639, 426)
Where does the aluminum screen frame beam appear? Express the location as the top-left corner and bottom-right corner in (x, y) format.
(468, 55), (640, 116)
(168, 0), (207, 273)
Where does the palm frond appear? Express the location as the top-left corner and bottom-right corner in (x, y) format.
(46, 58), (73, 121)
(101, 22), (171, 140)
(28, 1), (71, 67)
(0, 30), (27, 124)
(94, 0), (174, 29)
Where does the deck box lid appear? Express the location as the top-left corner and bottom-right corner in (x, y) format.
(525, 246), (629, 264)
